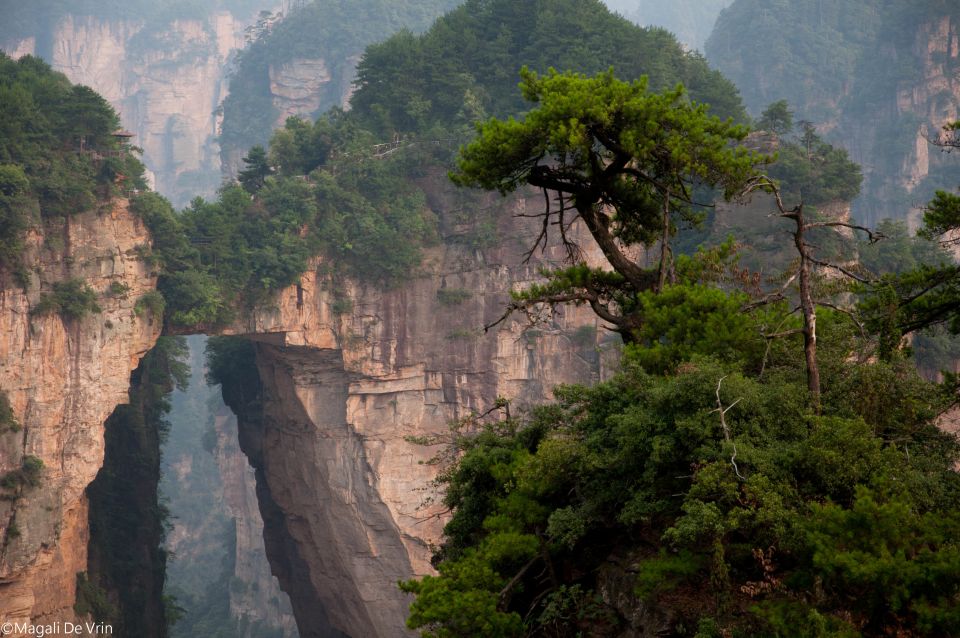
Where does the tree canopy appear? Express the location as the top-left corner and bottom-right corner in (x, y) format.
(163, 0), (753, 332)
(0, 52), (146, 286)
(452, 68), (763, 341)
(350, 0), (747, 138)
(402, 329), (960, 636)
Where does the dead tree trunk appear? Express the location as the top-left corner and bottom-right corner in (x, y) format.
(790, 203), (821, 412)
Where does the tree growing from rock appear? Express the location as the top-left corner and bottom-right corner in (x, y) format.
(452, 67), (764, 342)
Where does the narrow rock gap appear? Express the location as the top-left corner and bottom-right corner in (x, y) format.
(159, 336), (299, 638)
(86, 336), (302, 638)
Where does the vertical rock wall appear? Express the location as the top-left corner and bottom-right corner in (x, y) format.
(0, 201), (161, 633)
(162, 338), (299, 638)
(217, 186), (620, 637)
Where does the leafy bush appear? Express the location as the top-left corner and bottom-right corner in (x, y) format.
(2, 455), (45, 492)
(134, 291), (165, 319)
(0, 164), (33, 280)
(766, 119), (863, 206)
(31, 279), (102, 321)
(0, 53), (146, 218)
(0, 390), (19, 433)
(109, 281), (131, 297)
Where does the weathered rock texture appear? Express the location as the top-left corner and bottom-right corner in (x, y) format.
(848, 13), (960, 227)
(2, 10), (260, 207)
(216, 183), (618, 637)
(268, 56), (359, 128)
(221, 52), (362, 180)
(215, 406), (300, 637)
(0, 201), (161, 634)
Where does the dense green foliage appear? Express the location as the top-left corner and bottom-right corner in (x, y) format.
(0, 389), (19, 433)
(451, 68), (760, 341)
(160, 0), (750, 331)
(351, 0), (746, 138)
(0, 52), (146, 284)
(1, 455), (44, 493)
(220, 0), (461, 160)
(134, 131), (436, 329)
(0, 53), (146, 215)
(850, 217), (960, 377)
(30, 278), (102, 321)
(86, 337), (189, 637)
(401, 28), (960, 637)
(402, 308), (960, 636)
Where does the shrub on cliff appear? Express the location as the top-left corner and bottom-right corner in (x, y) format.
(1, 455), (44, 492)
(30, 278), (102, 321)
(0, 389), (19, 433)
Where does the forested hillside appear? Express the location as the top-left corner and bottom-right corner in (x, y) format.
(3, 1), (960, 636)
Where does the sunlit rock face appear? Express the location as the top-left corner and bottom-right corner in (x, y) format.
(2, 10), (259, 208)
(0, 201), (161, 633)
(0, 180), (619, 638)
(215, 179), (621, 637)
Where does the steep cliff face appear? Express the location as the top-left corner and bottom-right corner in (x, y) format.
(214, 407), (299, 638)
(891, 15), (960, 217)
(215, 183), (617, 637)
(216, 0), (461, 178)
(0, 200), (160, 632)
(218, 52), (360, 178)
(1, 10), (261, 208)
(268, 55), (360, 125)
(707, 3), (960, 224)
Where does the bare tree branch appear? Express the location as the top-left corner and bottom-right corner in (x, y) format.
(807, 256), (873, 284)
(713, 376), (745, 480)
(814, 299), (867, 338)
(741, 270), (800, 312)
(806, 220), (886, 243)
